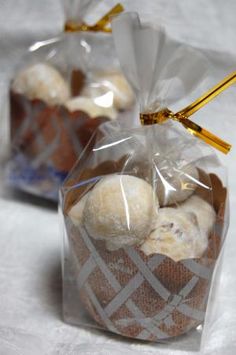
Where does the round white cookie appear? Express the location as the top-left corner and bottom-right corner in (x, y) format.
(12, 63), (70, 105)
(65, 96), (117, 119)
(68, 193), (89, 227)
(180, 195), (216, 234)
(141, 207), (208, 261)
(82, 71), (134, 111)
(84, 174), (158, 250)
(156, 164), (199, 206)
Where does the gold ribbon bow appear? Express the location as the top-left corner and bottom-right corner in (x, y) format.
(64, 3), (124, 33)
(140, 72), (235, 154)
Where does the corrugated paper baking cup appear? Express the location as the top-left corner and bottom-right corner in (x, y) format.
(8, 89), (109, 199)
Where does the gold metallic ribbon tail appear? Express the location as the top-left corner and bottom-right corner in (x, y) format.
(64, 3), (124, 33)
(175, 115), (231, 154)
(141, 72), (235, 154)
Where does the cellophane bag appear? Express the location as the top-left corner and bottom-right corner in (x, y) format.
(60, 13), (230, 348)
(5, 1), (135, 201)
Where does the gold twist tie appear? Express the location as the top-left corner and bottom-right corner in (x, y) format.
(140, 72), (235, 154)
(64, 3), (124, 33)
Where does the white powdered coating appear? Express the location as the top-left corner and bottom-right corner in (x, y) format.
(12, 63), (70, 105)
(82, 71), (134, 111)
(141, 207), (208, 261)
(68, 194), (89, 227)
(65, 96), (117, 119)
(84, 175), (158, 250)
(156, 164), (199, 206)
(180, 195), (216, 234)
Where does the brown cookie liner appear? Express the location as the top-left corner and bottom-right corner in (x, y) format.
(63, 158), (227, 341)
(10, 89), (110, 173)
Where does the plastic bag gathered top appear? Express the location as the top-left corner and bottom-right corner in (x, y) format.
(60, 13), (230, 345)
(6, 1), (134, 200)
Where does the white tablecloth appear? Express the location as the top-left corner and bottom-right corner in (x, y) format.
(0, 1), (236, 354)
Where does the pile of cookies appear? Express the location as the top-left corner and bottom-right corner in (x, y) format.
(9, 62), (134, 198)
(11, 62), (134, 117)
(69, 164), (215, 261)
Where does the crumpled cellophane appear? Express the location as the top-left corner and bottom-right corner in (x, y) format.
(60, 12), (229, 348)
(5, 1), (135, 201)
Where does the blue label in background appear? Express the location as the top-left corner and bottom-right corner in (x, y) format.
(6, 153), (68, 201)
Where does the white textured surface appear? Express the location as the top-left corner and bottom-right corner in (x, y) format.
(140, 207), (208, 261)
(83, 175), (155, 249)
(12, 63), (70, 105)
(0, 1), (236, 354)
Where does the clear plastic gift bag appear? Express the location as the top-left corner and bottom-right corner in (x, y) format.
(60, 12), (231, 347)
(5, 1), (135, 201)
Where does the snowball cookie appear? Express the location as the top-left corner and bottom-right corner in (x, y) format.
(82, 71), (134, 111)
(156, 163), (199, 207)
(68, 193), (89, 227)
(141, 208), (208, 261)
(65, 96), (117, 119)
(83, 174), (158, 251)
(12, 63), (70, 105)
(180, 195), (216, 235)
